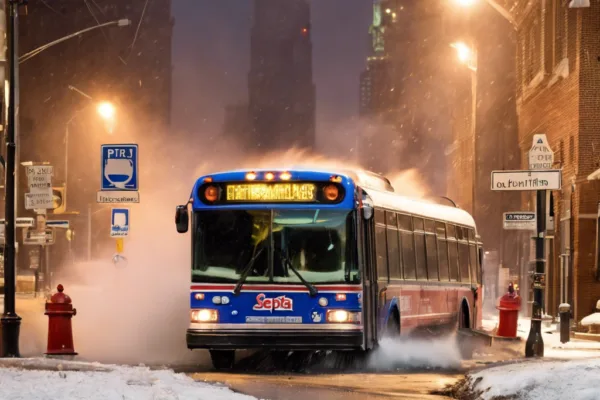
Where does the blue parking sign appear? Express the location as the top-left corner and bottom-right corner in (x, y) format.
(111, 208), (129, 237)
(101, 144), (138, 191)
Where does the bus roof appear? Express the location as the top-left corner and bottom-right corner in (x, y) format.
(363, 187), (476, 228)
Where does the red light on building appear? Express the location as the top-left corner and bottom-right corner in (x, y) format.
(301, 26), (309, 36)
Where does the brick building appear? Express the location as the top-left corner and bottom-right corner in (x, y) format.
(510, 0), (600, 321)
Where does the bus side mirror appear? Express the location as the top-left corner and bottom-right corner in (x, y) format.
(362, 204), (373, 220)
(175, 205), (189, 233)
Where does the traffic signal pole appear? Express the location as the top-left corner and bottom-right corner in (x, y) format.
(1, 0), (24, 358)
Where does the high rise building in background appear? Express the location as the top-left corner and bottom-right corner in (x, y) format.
(247, 0), (316, 151)
(357, 0), (450, 186)
(16, 0), (173, 286)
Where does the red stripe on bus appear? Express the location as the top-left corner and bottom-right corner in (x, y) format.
(190, 284), (362, 292)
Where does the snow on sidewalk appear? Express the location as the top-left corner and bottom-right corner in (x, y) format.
(468, 357), (600, 400)
(0, 359), (257, 400)
(482, 317), (600, 359)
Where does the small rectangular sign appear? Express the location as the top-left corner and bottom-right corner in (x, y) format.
(25, 191), (54, 210)
(225, 183), (317, 202)
(22, 227), (54, 246)
(97, 191), (140, 204)
(26, 165), (53, 177)
(46, 220), (70, 229)
(503, 212), (536, 230)
(111, 208), (129, 237)
(491, 170), (562, 191)
(245, 316), (303, 323)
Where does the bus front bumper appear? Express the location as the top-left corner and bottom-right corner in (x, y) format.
(186, 328), (364, 351)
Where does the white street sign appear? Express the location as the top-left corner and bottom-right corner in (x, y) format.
(97, 191), (140, 204)
(503, 212), (536, 230)
(491, 170), (562, 191)
(22, 227), (55, 246)
(25, 192), (54, 210)
(27, 174), (52, 193)
(26, 165), (54, 177)
(0, 217), (35, 228)
(46, 220), (70, 229)
(110, 208), (130, 237)
(528, 134), (555, 170)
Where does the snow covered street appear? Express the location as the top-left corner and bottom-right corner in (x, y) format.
(0, 359), (256, 400)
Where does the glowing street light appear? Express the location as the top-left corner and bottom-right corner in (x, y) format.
(450, 42), (477, 71)
(454, 0), (477, 6)
(97, 102), (116, 120)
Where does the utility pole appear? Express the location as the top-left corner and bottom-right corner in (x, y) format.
(1, 0), (24, 358)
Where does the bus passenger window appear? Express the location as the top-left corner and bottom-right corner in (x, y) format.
(436, 222), (449, 281)
(469, 244), (479, 284)
(414, 233), (427, 280)
(413, 217), (424, 232)
(425, 234), (439, 281)
(400, 230), (416, 280)
(458, 238), (471, 283)
(398, 214), (412, 231)
(424, 219), (435, 233)
(375, 225), (389, 282)
(387, 227), (401, 279)
(375, 209), (386, 225)
(386, 211), (397, 227)
(447, 225), (459, 281)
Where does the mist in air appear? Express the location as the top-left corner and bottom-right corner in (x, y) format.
(17, 1), (460, 366)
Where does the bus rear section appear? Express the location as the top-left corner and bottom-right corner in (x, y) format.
(176, 170), (365, 369)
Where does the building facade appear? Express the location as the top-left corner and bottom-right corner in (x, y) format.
(17, 0), (173, 285)
(247, 0), (316, 151)
(511, 0), (600, 321)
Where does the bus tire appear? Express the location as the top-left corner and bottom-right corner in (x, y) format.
(456, 301), (474, 359)
(383, 308), (400, 339)
(209, 350), (235, 370)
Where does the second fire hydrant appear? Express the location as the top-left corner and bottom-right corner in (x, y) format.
(496, 283), (522, 338)
(45, 284), (78, 356)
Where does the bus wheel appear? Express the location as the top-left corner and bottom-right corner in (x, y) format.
(209, 350), (235, 370)
(384, 311), (400, 339)
(456, 302), (474, 360)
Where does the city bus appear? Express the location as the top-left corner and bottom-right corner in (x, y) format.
(175, 168), (483, 369)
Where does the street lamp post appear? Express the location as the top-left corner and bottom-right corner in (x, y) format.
(19, 19), (131, 64)
(450, 42), (478, 216)
(1, 0), (24, 358)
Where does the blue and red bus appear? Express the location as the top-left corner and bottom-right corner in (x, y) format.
(175, 168), (483, 369)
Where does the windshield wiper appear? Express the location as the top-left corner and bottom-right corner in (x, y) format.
(233, 246), (266, 296)
(275, 249), (318, 297)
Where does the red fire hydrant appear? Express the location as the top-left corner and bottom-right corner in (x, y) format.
(496, 283), (521, 338)
(45, 284), (78, 355)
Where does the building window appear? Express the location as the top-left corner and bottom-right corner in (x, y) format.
(569, 136), (575, 164)
(554, 0), (567, 65)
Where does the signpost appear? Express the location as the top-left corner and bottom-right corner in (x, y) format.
(97, 144), (140, 203)
(110, 208), (129, 237)
(22, 227), (55, 246)
(503, 212), (536, 230)
(25, 165), (54, 210)
(493, 133), (558, 358)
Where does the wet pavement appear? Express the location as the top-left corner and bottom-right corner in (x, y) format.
(191, 370), (462, 399)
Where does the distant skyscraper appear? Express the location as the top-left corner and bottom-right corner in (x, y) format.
(247, 0), (316, 151)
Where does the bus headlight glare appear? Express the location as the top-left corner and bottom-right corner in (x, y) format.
(326, 310), (360, 323)
(191, 309), (219, 323)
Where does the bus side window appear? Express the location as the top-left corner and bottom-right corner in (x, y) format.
(398, 214), (416, 280)
(386, 212), (402, 280)
(375, 210), (389, 282)
(468, 228), (479, 284)
(436, 221), (449, 281)
(446, 224), (460, 282)
(413, 217), (428, 280)
(424, 219), (439, 281)
(457, 227), (471, 283)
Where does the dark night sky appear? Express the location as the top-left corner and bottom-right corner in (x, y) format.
(171, 0), (372, 154)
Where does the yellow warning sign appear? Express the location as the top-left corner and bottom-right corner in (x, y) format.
(116, 238), (124, 254)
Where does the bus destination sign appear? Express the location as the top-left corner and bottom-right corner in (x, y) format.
(226, 183), (316, 202)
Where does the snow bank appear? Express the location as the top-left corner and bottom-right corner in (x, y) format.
(367, 336), (462, 370)
(469, 358), (600, 400)
(580, 313), (600, 327)
(0, 363), (256, 400)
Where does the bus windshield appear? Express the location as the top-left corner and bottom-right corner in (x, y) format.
(192, 209), (359, 284)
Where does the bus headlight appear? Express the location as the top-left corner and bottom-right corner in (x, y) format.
(326, 310), (360, 323)
(191, 309), (219, 323)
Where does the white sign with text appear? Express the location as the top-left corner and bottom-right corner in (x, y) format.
(491, 170), (562, 191)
